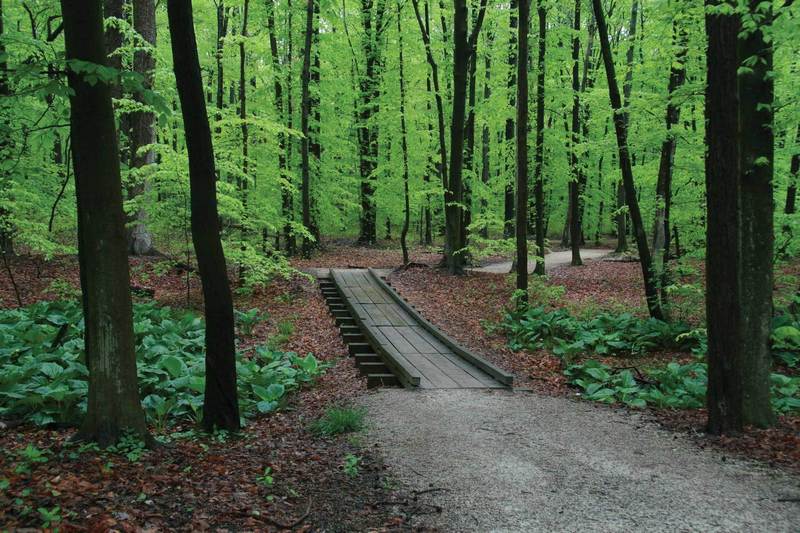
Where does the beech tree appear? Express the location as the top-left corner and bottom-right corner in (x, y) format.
(167, 0), (240, 432)
(514, 0), (529, 296)
(705, 0), (776, 434)
(61, 0), (148, 446)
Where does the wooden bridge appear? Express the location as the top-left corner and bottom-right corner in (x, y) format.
(319, 268), (513, 389)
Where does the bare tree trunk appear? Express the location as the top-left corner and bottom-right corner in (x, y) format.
(591, 0), (663, 320)
(504, 0), (517, 239)
(300, 0), (314, 256)
(515, 0), (529, 296)
(705, 0), (775, 434)
(533, 1), (546, 275)
(128, 0), (156, 255)
(479, 30), (492, 240)
(785, 124), (799, 214)
(62, 0), (148, 446)
(397, 1), (410, 264)
(652, 10), (688, 305)
(168, 0), (240, 432)
(569, 0), (583, 266)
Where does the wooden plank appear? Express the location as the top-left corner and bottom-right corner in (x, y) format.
(394, 326), (439, 354)
(401, 354), (461, 388)
(440, 352), (503, 387)
(412, 326), (451, 353)
(425, 353), (491, 388)
(378, 326), (418, 354)
(361, 303), (390, 326)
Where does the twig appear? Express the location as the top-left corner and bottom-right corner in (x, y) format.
(262, 501), (311, 530)
(1, 251), (22, 307)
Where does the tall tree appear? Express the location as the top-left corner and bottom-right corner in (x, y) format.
(515, 0), (529, 297)
(591, 0), (664, 320)
(397, 1), (411, 265)
(652, 7), (688, 304)
(568, 0), (583, 266)
(167, 0), (240, 432)
(61, 0), (148, 446)
(239, 0), (250, 187)
(300, 0), (314, 256)
(503, 0), (518, 238)
(479, 29), (493, 240)
(128, 0), (157, 256)
(532, 0), (546, 275)
(443, 0), (487, 274)
(356, 0), (387, 245)
(705, 0), (776, 434)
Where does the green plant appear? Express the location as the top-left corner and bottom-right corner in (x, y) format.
(256, 466), (275, 487)
(0, 300), (327, 427)
(342, 454), (360, 478)
(37, 506), (61, 528)
(267, 319), (295, 350)
(235, 308), (268, 336)
(311, 406), (366, 436)
(499, 303), (697, 361)
(13, 445), (50, 474)
(564, 359), (800, 413)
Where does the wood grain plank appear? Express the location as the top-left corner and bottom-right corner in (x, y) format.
(402, 354), (460, 388)
(379, 326), (418, 354)
(394, 326), (439, 354)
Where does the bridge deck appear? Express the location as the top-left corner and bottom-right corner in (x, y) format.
(330, 269), (512, 389)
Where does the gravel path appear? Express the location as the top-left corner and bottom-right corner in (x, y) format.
(469, 248), (611, 274)
(359, 389), (800, 532)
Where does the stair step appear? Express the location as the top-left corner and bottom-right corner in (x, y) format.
(325, 297), (344, 304)
(336, 316), (356, 327)
(331, 309), (349, 318)
(354, 353), (382, 365)
(339, 325), (360, 335)
(367, 373), (399, 388)
(342, 333), (365, 344)
(348, 342), (372, 356)
(358, 362), (388, 375)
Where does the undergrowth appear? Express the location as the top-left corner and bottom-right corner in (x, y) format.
(498, 301), (800, 413)
(0, 300), (326, 428)
(310, 406), (366, 436)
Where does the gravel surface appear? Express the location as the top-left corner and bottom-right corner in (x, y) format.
(359, 389), (800, 532)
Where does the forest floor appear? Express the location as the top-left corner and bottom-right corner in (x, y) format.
(1, 240), (799, 531)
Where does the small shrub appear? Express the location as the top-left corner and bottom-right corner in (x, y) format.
(311, 406), (366, 436)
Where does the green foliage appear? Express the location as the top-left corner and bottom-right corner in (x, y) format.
(565, 360), (800, 413)
(0, 300), (326, 427)
(310, 406), (366, 437)
(499, 304), (696, 361)
(235, 308), (268, 336)
(342, 454), (361, 478)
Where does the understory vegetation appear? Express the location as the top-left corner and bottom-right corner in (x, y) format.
(0, 300), (325, 428)
(498, 284), (800, 413)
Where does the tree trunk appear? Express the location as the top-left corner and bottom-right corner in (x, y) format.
(0, 0), (12, 255)
(356, 0), (387, 245)
(463, 3), (478, 241)
(397, 1), (410, 265)
(128, 0), (156, 255)
(167, 0), (240, 432)
(239, 0), (250, 188)
(591, 0), (663, 320)
(569, 0), (583, 266)
(652, 12), (688, 304)
(284, 0), (297, 253)
(515, 0), (529, 297)
(705, 0), (776, 434)
(533, 1), (546, 276)
(266, 0), (294, 253)
(62, 0), (147, 446)
(503, 0), (518, 239)
(785, 124), (799, 214)
(300, 0), (314, 256)
(479, 30), (492, 240)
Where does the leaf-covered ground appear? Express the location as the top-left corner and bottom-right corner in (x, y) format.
(2, 244), (799, 530)
(0, 254), (417, 531)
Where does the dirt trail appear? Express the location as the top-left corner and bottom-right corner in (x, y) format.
(469, 248), (611, 274)
(359, 389), (800, 532)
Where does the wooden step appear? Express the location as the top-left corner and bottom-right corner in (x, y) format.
(354, 353), (382, 365)
(348, 342), (372, 356)
(331, 309), (349, 318)
(342, 333), (365, 344)
(336, 316), (356, 327)
(367, 373), (399, 388)
(358, 362), (388, 376)
(325, 297), (344, 305)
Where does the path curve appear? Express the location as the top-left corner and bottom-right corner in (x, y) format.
(360, 389), (800, 532)
(470, 248), (610, 274)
